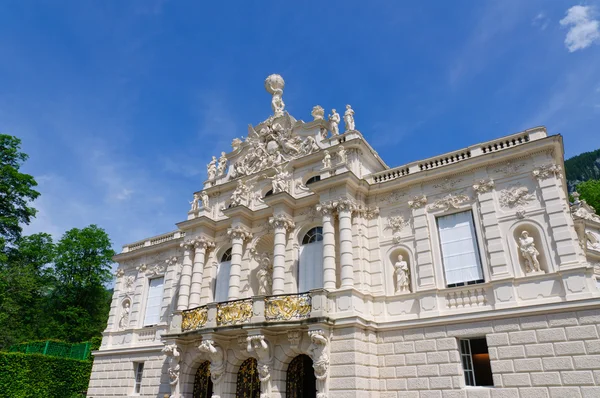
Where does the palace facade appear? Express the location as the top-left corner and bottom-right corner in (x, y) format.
(87, 75), (600, 398)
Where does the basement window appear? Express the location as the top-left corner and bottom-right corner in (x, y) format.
(459, 338), (493, 387)
(133, 362), (144, 394)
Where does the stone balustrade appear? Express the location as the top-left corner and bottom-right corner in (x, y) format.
(122, 230), (186, 253)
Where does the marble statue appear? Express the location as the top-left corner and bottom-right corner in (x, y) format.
(256, 255), (272, 295)
(328, 109), (340, 136)
(338, 145), (347, 164)
(518, 231), (541, 273)
(161, 344), (181, 394)
(232, 137), (242, 151)
(207, 156), (217, 180)
(230, 179), (250, 207)
(189, 193), (200, 212)
(312, 105), (325, 120)
(263, 165), (289, 194)
(308, 330), (330, 398)
(217, 152), (228, 177)
(344, 104), (355, 131)
(200, 191), (209, 209)
(265, 74), (285, 117)
(322, 150), (332, 169)
(393, 255), (410, 293)
(119, 301), (130, 329)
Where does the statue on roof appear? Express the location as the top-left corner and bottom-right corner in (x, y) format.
(329, 109), (340, 136)
(344, 105), (355, 132)
(265, 74), (285, 117)
(207, 156), (217, 180)
(217, 152), (228, 177)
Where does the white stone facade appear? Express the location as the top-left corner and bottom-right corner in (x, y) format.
(88, 75), (600, 398)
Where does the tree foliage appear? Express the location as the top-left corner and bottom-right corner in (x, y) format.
(565, 147), (600, 183)
(576, 179), (600, 213)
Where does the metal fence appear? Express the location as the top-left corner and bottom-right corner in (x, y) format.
(9, 340), (91, 360)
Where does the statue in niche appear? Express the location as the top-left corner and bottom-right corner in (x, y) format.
(230, 179), (250, 207)
(322, 150), (332, 169)
(263, 165), (289, 194)
(189, 193), (200, 212)
(256, 255), (273, 295)
(207, 156), (217, 180)
(518, 231), (541, 273)
(328, 109), (340, 136)
(393, 255), (410, 293)
(338, 145), (347, 164)
(200, 190), (210, 209)
(344, 104), (355, 131)
(119, 301), (130, 329)
(217, 152), (228, 177)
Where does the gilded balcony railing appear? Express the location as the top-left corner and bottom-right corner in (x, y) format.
(216, 298), (253, 326)
(265, 293), (311, 322)
(181, 305), (208, 332)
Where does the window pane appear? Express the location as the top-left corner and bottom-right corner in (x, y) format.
(214, 261), (231, 302)
(299, 242), (323, 292)
(143, 278), (164, 326)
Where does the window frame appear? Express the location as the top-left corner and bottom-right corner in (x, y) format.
(459, 337), (493, 387)
(133, 362), (144, 394)
(142, 276), (165, 327)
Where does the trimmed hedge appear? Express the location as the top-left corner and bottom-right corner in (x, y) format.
(0, 351), (92, 398)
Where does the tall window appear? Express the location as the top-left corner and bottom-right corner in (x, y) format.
(214, 249), (232, 302)
(143, 277), (164, 326)
(133, 362), (144, 394)
(299, 227), (324, 292)
(437, 211), (484, 287)
(459, 338), (493, 386)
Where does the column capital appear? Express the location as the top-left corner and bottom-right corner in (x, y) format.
(227, 225), (253, 241)
(336, 197), (356, 213)
(316, 201), (337, 216)
(353, 204), (380, 219)
(193, 236), (215, 250)
(408, 194), (427, 209)
(180, 240), (196, 250)
(269, 214), (295, 230)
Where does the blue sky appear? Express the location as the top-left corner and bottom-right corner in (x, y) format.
(1, 0), (599, 254)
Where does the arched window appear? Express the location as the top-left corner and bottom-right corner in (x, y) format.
(286, 355), (316, 398)
(306, 175), (321, 185)
(236, 357), (260, 398)
(214, 248), (232, 302)
(298, 227), (324, 292)
(264, 189), (273, 197)
(193, 361), (213, 398)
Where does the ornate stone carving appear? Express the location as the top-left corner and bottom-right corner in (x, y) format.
(180, 240), (195, 251)
(198, 340), (226, 387)
(232, 137), (243, 151)
(433, 177), (463, 191)
(265, 74), (285, 117)
(499, 186), (535, 208)
(316, 201), (338, 215)
(494, 160), (526, 175)
(165, 256), (178, 267)
(408, 195), (427, 209)
(343, 105), (355, 132)
(262, 165), (290, 194)
(217, 152), (228, 177)
(473, 179), (495, 194)
(265, 293), (311, 321)
(216, 299), (253, 326)
(253, 251), (273, 296)
(287, 330), (301, 349)
(161, 344), (181, 394)
(230, 179), (252, 207)
(336, 197), (356, 212)
(189, 193), (200, 212)
(115, 268), (125, 278)
(533, 163), (562, 180)
(337, 145), (347, 164)
(586, 231), (600, 251)
(308, 330), (330, 398)
(227, 226), (253, 242)
(146, 263), (166, 277)
(518, 231), (541, 273)
(312, 105), (325, 120)
(322, 150), (332, 169)
(353, 204), (380, 220)
(428, 194), (470, 212)
(119, 299), (130, 329)
(387, 215), (408, 243)
(181, 306), (208, 332)
(571, 193), (600, 223)
(136, 263), (147, 273)
(193, 237), (215, 251)
(269, 214), (295, 230)
(247, 335), (273, 398)
(124, 275), (135, 292)
(393, 255), (410, 293)
(207, 156), (217, 180)
(199, 191), (210, 210)
(328, 109), (340, 136)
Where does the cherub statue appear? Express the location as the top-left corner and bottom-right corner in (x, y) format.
(322, 150), (332, 169)
(217, 152), (228, 177)
(189, 193), (200, 212)
(200, 191), (210, 209)
(343, 104), (355, 131)
(518, 231), (541, 272)
(393, 255), (410, 293)
(207, 156), (217, 180)
(328, 109), (340, 136)
(338, 145), (347, 164)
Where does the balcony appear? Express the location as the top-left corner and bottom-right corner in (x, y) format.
(179, 292), (318, 333)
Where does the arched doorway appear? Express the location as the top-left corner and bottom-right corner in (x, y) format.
(286, 354), (316, 398)
(235, 357), (260, 398)
(193, 361), (213, 398)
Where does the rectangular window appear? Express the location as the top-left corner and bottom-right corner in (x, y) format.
(143, 277), (164, 326)
(133, 362), (144, 394)
(459, 338), (493, 387)
(437, 210), (484, 287)
(298, 242), (324, 292)
(214, 260), (231, 302)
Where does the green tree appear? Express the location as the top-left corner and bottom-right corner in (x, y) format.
(0, 135), (40, 250)
(576, 179), (600, 213)
(46, 225), (116, 342)
(0, 233), (55, 349)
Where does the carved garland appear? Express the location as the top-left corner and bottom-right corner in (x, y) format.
(408, 195), (427, 209)
(498, 185), (535, 208)
(472, 178), (495, 194)
(532, 163), (562, 180)
(427, 193), (470, 212)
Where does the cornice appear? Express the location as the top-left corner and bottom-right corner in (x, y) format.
(308, 170), (369, 196)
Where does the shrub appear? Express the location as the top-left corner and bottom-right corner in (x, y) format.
(0, 352), (92, 397)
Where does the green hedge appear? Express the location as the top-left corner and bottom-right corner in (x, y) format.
(0, 352), (92, 398)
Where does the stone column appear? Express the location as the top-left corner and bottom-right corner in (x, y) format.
(227, 225), (252, 301)
(269, 214), (295, 295)
(317, 201), (338, 290)
(189, 237), (214, 308)
(177, 240), (195, 311)
(337, 198), (355, 288)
